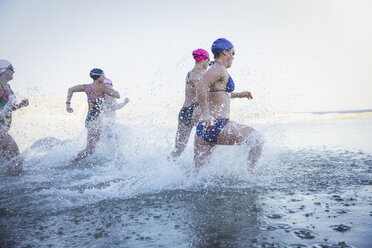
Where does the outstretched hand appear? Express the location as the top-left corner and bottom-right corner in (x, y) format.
(20, 99), (29, 107)
(66, 106), (73, 113)
(231, 91), (253, 100)
(115, 97), (130, 111)
(241, 91), (253, 100)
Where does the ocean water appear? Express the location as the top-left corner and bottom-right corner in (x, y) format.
(1, 105), (372, 247)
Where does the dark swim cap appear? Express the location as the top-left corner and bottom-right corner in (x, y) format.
(211, 38), (234, 56)
(89, 68), (105, 80)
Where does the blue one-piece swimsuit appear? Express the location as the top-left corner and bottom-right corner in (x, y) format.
(196, 75), (235, 144)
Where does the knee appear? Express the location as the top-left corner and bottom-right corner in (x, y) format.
(244, 130), (264, 148)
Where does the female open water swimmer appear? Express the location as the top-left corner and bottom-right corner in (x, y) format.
(169, 49), (210, 160)
(0, 60), (29, 175)
(194, 38), (264, 171)
(101, 78), (129, 138)
(66, 68), (120, 161)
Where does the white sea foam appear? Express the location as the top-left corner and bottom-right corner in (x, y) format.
(2, 97), (371, 210)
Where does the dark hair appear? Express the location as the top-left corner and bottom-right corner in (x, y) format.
(89, 68), (104, 80)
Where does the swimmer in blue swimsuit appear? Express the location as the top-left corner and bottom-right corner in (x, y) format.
(0, 60), (29, 175)
(196, 72), (235, 144)
(66, 68), (121, 161)
(169, 49), (210, 160)
(194, 38), (264, 171)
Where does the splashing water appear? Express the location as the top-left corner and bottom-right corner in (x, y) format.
(1, 110), (371, 247)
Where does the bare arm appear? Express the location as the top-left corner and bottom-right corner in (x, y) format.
(111, 97), (129, 111)
(188, 72), (200, 88)
(11, 99), (29, 111)
(231, 91), (253, 100)
(102, 86), (120, 99)
(66, 84), (86, 113)
(196, 67), (221, 123)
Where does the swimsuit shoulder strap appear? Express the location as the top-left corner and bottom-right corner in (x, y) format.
(88, 84), (105, 102)
(88, 84), (95, 101)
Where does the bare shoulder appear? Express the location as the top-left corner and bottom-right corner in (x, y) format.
(188, 70), (202, 86)
(99, 84), (116, 96)
(95, 83), (106, 90)
(204, 65), (225, 83)
(99, 84), (112, 91)
(81, 84), (90, 93)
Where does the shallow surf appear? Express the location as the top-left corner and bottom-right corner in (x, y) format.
(1, 112), (371, 247)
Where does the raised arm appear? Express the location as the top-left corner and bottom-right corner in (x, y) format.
(66, 84), (86, 113)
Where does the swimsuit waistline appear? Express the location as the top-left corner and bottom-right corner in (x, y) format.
(198, 118), (230, 124)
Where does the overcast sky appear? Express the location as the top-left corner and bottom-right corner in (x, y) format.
(1, 0), (371, 112)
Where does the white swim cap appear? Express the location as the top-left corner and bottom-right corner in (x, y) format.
(0, 60), (12, 74)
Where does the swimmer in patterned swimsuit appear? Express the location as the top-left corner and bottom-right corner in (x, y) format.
(66, 68), (121, 161)
(169, 49), (210, 160)
(194, 38), (264, 171)
(0, 60), (29, 175)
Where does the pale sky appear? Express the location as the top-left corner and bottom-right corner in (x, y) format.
(1, 0), (371, 112)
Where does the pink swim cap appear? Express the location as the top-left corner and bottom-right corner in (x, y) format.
(104, 78), (112, 85)
(192, 49), (210, 62)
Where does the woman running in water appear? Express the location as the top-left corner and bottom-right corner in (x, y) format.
(169, 49), (210, 160)
(101, 78), (129, 139)
(194, 38), (264, 171)
(0, 60), (29, 175)
(66, 68), (120, 161)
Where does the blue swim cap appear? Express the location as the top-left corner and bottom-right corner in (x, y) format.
(211, 38), (234, 56)
(89, 68), (105, 80)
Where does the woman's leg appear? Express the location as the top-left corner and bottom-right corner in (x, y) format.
(170, 121), (193, 159)
(170, 106), (201, 160)
(0, 131), (23, 175)
(217, 122), (264, 169)
(74, 123), (101, 161)
(194, 135), (214, 170)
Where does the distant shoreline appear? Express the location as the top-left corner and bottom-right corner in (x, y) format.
(302, 109), (372, 115)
